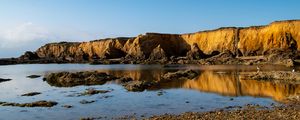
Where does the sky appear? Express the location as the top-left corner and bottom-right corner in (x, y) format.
(0, 0), (300, 58)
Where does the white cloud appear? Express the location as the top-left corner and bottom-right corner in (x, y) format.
(0, 22), (52, 48)
(0, 22), (101, 57)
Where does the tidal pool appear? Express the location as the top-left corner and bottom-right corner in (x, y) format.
(0, 64), (298, 120)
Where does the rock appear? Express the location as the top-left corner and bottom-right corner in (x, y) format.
(79, 88), (110, 96)
(99, 95), (113, 99)
(0, 100), (57, 107)
(117, 77), (133, 83)
(265, 49), (296, 67)
(162, 70), (199, 80)
(79, 100), (96, 104)
(242, 71), (300, 81)
(21, 92), (41, 96)
(187, 43), (206, 60)
(157, 90), (166, 96)
(62, 105), (73, 108)
(19, 51), (39, 60)
(44, 71), (118, 87)
(103, 46), (126, 59)
(281, 59), (295, 67)
(148, 45), (168, 62)
(123, 81), (157, 92)
(0, 78), (11, 83)
(26, 75), (41, 79)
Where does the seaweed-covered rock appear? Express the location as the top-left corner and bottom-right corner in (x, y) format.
(44, 71), (118, 87)
(0, 100), (57, 107)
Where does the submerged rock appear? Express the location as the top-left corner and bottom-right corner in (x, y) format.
(0, 100), (57, 107)
(0, 78), (11, 83)
(44, 71), (118, 87)
(21, 92), (41, 96)
(162, 69), (199, 80)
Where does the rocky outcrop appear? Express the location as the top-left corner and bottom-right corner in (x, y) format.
(148, 45), (168, 61)
(7, 20), (300, 65)
(187, 43), (206, 60)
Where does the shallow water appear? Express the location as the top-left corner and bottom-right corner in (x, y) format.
(0, 64), (299, 120)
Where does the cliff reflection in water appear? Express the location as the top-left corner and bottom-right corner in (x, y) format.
(100, 69), (300, 102)
(182, 71), (300, 102)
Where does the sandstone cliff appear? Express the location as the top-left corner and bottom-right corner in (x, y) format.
(22, 20), (300, 62)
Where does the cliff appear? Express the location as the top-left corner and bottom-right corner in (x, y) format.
(19, 20), (300, 63)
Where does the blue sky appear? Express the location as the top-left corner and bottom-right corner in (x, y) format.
(0, 0), (300, 57)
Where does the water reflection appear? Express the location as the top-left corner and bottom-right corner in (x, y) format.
(95, 70), (300, 102)
(183, 71), (300, 102)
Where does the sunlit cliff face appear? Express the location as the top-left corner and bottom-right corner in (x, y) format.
(32, 20), (300, 60)
(90, 69), (300, 102)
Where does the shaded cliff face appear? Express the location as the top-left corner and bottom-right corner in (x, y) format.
(31, 20), (300, 61)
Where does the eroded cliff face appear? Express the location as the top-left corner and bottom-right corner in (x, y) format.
(36, 38), (131, 61)
(238, 20), (300, 56)
(29, 20), (300, 62)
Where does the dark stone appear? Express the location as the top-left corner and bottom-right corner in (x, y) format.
(0, 100), (57, 107)
(0, 78), (11, 83)
(26, 75), (41, 79)
(21, 92), (41, 96)
(79, 100), (96, 104)
(19, 51), (40, 60)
